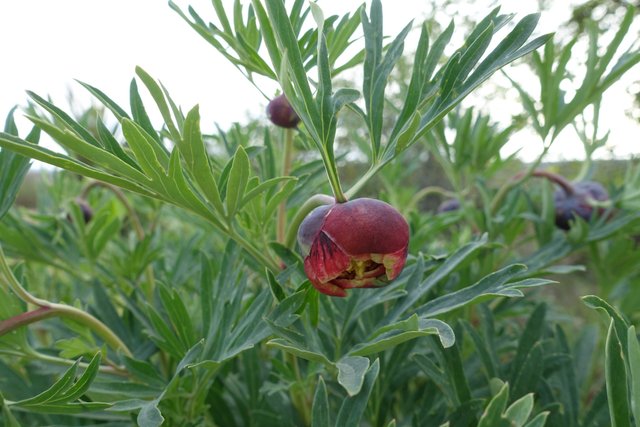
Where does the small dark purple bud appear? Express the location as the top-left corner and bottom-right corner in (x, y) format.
(437, 198), (460, 213)
(267, 94), (300, 128)
(79, 201), (93, 223)
(66, 198), (93, 224)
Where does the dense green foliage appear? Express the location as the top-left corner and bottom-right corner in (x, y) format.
(0, 1), (639, 426)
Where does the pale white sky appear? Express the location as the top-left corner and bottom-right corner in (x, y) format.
(0, 0), (637, 163)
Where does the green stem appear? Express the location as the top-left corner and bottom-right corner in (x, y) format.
(286, 352), (311, 426)
(23, 348), (129, 377)
(229, 227), (280, 271)
(284, 194), (335, 249)
(0, 247), (48, 307)
(408, 186), (458, 211)
(49, 302), (133, 357)
(324, 156), (347, 203)
(277, 129), (295, 243)
(344, 163), (385, 200)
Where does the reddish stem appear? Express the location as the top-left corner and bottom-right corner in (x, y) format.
(515, 170), (576, 196)
(0, 306), (55, 336)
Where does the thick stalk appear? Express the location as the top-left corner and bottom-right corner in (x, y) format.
(0, 246), (133, 357)
(284, 194), (335, 249)
(277, 129), (295, 243)
(0, 304), (133, 359)
(529, 170), (575, 195)
(0, 307), (57, 334)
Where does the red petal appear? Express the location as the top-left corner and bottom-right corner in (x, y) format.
(303, 231), (350, 286)
(371, 246), (408, 281)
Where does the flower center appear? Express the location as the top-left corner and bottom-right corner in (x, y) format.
(338, 259), (386, 280)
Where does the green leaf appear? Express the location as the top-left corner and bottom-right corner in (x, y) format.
(247, 0), (280, 78)
(15, 362), (80, 406)
(12, 402), (111, 414)
(627, 326), (640, 427)
(46, 353), (102, 404)
(510, 304), (546, 384)
(413, 353), (448, 390)
(361, 0), (412, 158)
(349, 316), (454, 356)
(76, 80), (130, 122)
(0, 109), (36, 219)
(27, 114), (149, 182)
(95, 117), (140, 170)
(12, 353), (111, 415)
(241, 176), (296, 210)
(412, 13), (551, 145)
(461, 319), (497, 379)
(27, 91), (102, 148)
(336, 356), (370, 396)
(264, 0), (318, 130)
(583, 294), (630, 354)
(137, 341), (205, 427)
(181, 106), (225, 216)
(335, 359), (380, 426)
(311, 377), (330, 427)
(266, 338), (332, 366)
(264, 179), (297, 221)
(504, 393), (534, 426)
(478, 382), (510, 427)
(440, 330), (472, 405)
(512, 342), (544, 401)
(225, 145), (250, 219)
(223, 290), (273, 359)
(135, 66), (181, 142)
(266, 268), (286, 302)
(158, 285), (197, 350)
(0, 392), (20, 427)
(523, 412), (549, 427)
(137, 399), (165, 427)
(606, 320), (632, 427)
(121, 118), (169, 178)
(416, 264), (553, 317)
(144, 302), (188, 358)
(383, 234), (489, 323)
(130, 78), (161, 143)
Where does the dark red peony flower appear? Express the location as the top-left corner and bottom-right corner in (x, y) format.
(297, 198), (409, 297)
(554, 181), (609, 230)
(267, 94), (300, 128)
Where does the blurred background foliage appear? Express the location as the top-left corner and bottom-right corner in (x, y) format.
(0, 0), (639, 426)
